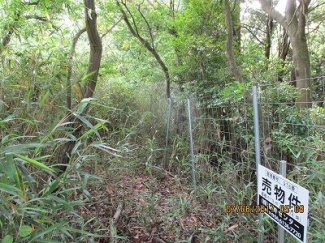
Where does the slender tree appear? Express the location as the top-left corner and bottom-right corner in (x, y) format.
(116, 0), (171, 98)
(57, 0), (102, 173)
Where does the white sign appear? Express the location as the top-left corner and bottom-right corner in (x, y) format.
(258, 164), (309, 243)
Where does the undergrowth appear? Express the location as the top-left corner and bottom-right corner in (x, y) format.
(0, 79), (324, 242)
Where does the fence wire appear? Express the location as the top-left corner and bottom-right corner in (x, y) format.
(164, 75), (325, 242)
(257, 77), (325, 242)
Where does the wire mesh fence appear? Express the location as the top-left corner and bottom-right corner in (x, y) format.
(163, 76), (325, 242)
(190, 94), (261, 241)
(257, 77), (325, 242)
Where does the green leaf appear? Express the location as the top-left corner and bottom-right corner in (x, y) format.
(39, 90), (50, 105)
(16, 161), (36, 184)
(81, 71), (96, 83)
(82, 122), (105, 138)
(47, 195), (73, 210)
(65, 227), (107, 237)
(71, 140), (82, 155)
(0, 183), (20, 196)
(73, 112), (100, 138)
(0, 204), (11, 218)
(13, 154), (55, 174)
(36, 241), (62, 243)
(42, 178), (61, 197)
(29, 222), (67, 242)
(19, 225), (33, 237)
(0, 114), (15, 126)
(1, 143), (44, 154)
(76, 98), (95, 114)
(2, 235), (13, 243)
(90, 143), (122, 157)
(2, 154), (16, 179)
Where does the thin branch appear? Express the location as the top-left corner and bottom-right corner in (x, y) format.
(241, 25), (265, 45)
(307, 21), (323, 34)
(231, 0), (239, 13)
(308, 1), (325, 12)
(116, 0), (170, 98)
(309, 12), (325, 22)
(67, 28), (86, 110)
(23, 15), (60, 31)
(120, 1), (140, 36)
(113, 203), (123, 223)
(137, 4), (154, 48)
(22, 0), (40, 5)
(1, 27), (15, 53)
(1, 11), (21, 54)
(101, 17), (122, 38)
(24, 15), (47, 21)
(242, 23), (267, 34)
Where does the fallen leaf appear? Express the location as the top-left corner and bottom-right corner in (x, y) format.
(135, 183), (144, 190)
(224, 224), (238, 233)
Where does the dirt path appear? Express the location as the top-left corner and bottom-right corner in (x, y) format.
(75, 169), (270, 242)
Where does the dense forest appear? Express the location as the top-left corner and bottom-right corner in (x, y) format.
(0, 0), (324, 242)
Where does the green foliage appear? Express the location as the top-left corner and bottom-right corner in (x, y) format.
(0, 0), (324, 241)
(2, 235), (13, 243)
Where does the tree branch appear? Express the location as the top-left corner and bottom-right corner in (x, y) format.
(137, 4), (154, 48)
(117, 1), (147, 47)
(241, 25), (265, 45)
(120, 1), (140, 37)
(259, 0), (287, 29)
(67, 28), (86, 110)
(308, 1), (325, 13)
(297, 0), (309, 37)
(22, 0), (40, 5)
(101, 17), (122, 38)
(83, 0), (102, 99)
(116, 0), (170, 98)
(0, 11), (21, 55)
(286, 0), (299, 31)
(24, 15), (47, 21)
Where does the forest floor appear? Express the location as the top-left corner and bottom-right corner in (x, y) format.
(72, 163), (278, 243)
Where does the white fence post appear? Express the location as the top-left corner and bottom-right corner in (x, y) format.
(278, 160), (287, 243)
(252, 83), (264, 243)
(164, 98), (172, 168)
(187, 98), (196, 190)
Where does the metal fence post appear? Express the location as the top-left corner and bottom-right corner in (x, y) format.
(252, 83), (264, 243)
(187, 98), (196, 190)
(164, 98), (172, 168)
(278, 160), (287, 243)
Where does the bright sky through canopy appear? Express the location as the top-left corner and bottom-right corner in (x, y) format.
(244, 0), (287, 13)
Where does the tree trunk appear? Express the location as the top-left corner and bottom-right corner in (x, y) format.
(83, 0), (103, 100)
(259, 0), (312, 106)
(290, 35), (312, 105)
(233, 0), (241, 53)
(278, 29), (290, 62)
(277, 28), (290, 81)
(224, 0), (243, 82)
(57, 0), (102, 174)
(264, 15), (274, 60)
